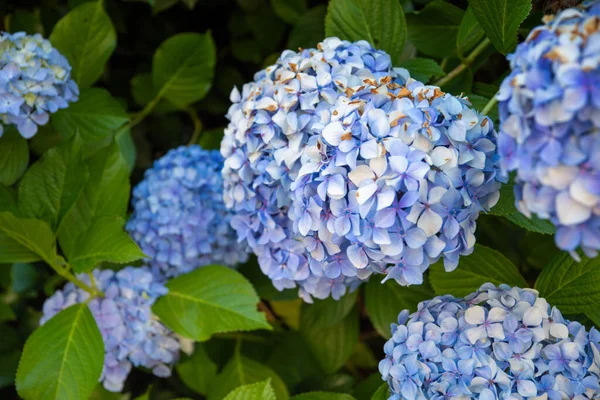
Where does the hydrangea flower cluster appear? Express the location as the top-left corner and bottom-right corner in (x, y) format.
(497, 4), (600, 258)
(222, 37), (408, 301)
(222, 37), (501, 301)
(41, 267), (181, 392)
(379, 283), (600, 399)
(126, 145), (249, 279)
(292, 78), (501, 293)
(0, 32), (78, 138)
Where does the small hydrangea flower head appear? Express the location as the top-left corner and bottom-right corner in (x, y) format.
(497, 3), (600, 258)
(379, 283), (600, 399)
(126, 145), (249, 279)
(221, 37), (412, 301)
(0, 32), (78, 138)
(292, 78), (501, 291)
(41, 267), (181, 392)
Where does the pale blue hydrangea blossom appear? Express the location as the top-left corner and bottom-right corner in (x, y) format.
(126, 145), (249, 279)
(221, 37), (410, 301)
(41, 267), (181, 392)
(497, 4), (600, 258)
(379, 283), (600, 399)
(292, 78), (501, 292)
(0, 32), (78, 138)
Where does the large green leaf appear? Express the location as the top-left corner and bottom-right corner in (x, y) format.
(0, 128), (28, 186)
(535, 253), (600, 314)
(325, 0), (406, 63)
(287, 5), (327, 50)
(430, 244), (528, 297)
(266, 333), (323, 388)
(152, 32), (216, 107)
(0, 212), (56, 264)
(398, 58), (444, 83)
(49, 1), (117, 88)
(468, 0), (531, 54)
(301, 305), (358, 374)
(60, 216), (145, 273)
(370, 384), (389, 400)
(208, 354), (288, 400)
(0, 185), (20, 215)
(301, 289), (358, 328)
(176, 344), (218, 395)
(18, 136), (88, 230)
(153, 266), (271, 341)
(292, 393), (356, 400)
(223, 380), (276, 400)
(406, 1), (464, 57)
(456, 7), (485, 56)
(16, 304), (104, 400)
(365, 277), (434, 339)
(53, 88), (129, 144)
(270, 0), (307, 24)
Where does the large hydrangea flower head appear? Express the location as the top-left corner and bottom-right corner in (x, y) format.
(0, 32), (78, 138)
(497, 4), (600, 258)
(126, 145), (248, 279)
(379, 283), (600, 399)
(292, 78), (501, 292)
(221, 37), (410, 301)
(41, 267), (181, 392)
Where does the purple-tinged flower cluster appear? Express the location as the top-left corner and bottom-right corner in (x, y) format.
(126, 145), (249, 280)
(292, 79), (501, 293)
(0, 32), (78, 138)
(41, 267), (181, 392)
(379, 283), (600, 399)
(222, 37), (409, 301)
(497, 4), (600, 258)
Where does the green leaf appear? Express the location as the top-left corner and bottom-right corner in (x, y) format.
(153, 266), (271, 341)
(292, 393), (356, 400)
(398, 58), (444, 83)
(370, 384), (389, 400)
(53, 88), (129, 145)
(208, 354), (288, 400)
(301, 305), (359, 374)
(301, 289), (358, 328)
(365, 276), (434, 339)
(287, 5), (327, 50)
(16, 304), (104, 400)
(406, 1), (464, 57)
(60, 216), (145, 273)
(266, 333), (323, 388)
(270, 0), (307, 24)
(223, 379), (276, 400)
(456, 7), (485, 57)
(6, 9), (44, 34)
(152, 32), (216, 107)
(468, 0), (531, 54)
(49, 1), (117, 88)
(585, 307), (600, 327)
(0, 212), (56, 264)
(466, 94), (498, 122)
(0, 128), (28, 186)
(0, 185), (20, 215)
(325, 0), (406, 63)
(19, 136), (88, 230)
(353, 373), (385, 400)
(130, 73), (179, 114)
(0, 302), (16, 323)
(11, 263), (39, 293)
(57, 141), (131, 254)
(176, 344), (218, 395)
(430, 244), (528, 297)
(535, 253), (600, 314)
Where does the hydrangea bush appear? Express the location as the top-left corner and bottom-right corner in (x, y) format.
(379, 283), (600, 399)
(3, 1), (600, 400)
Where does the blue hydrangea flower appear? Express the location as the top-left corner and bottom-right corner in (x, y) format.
(379, 283), (600, 400)
(126, 145), (249, 279)
(292, 79), (501, 293)
(0, 32), (78, 138)
(497, 4), (600, 258)
(41, 267), (181, 393)
(222, 37), (411, 301)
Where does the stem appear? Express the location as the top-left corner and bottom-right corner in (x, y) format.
(481, 93), (499, 116)
(434, 38), (491, 87)
(51, 263), (102, 297)
(115, 94), (163, 136)
(186, 107), (202, 145)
